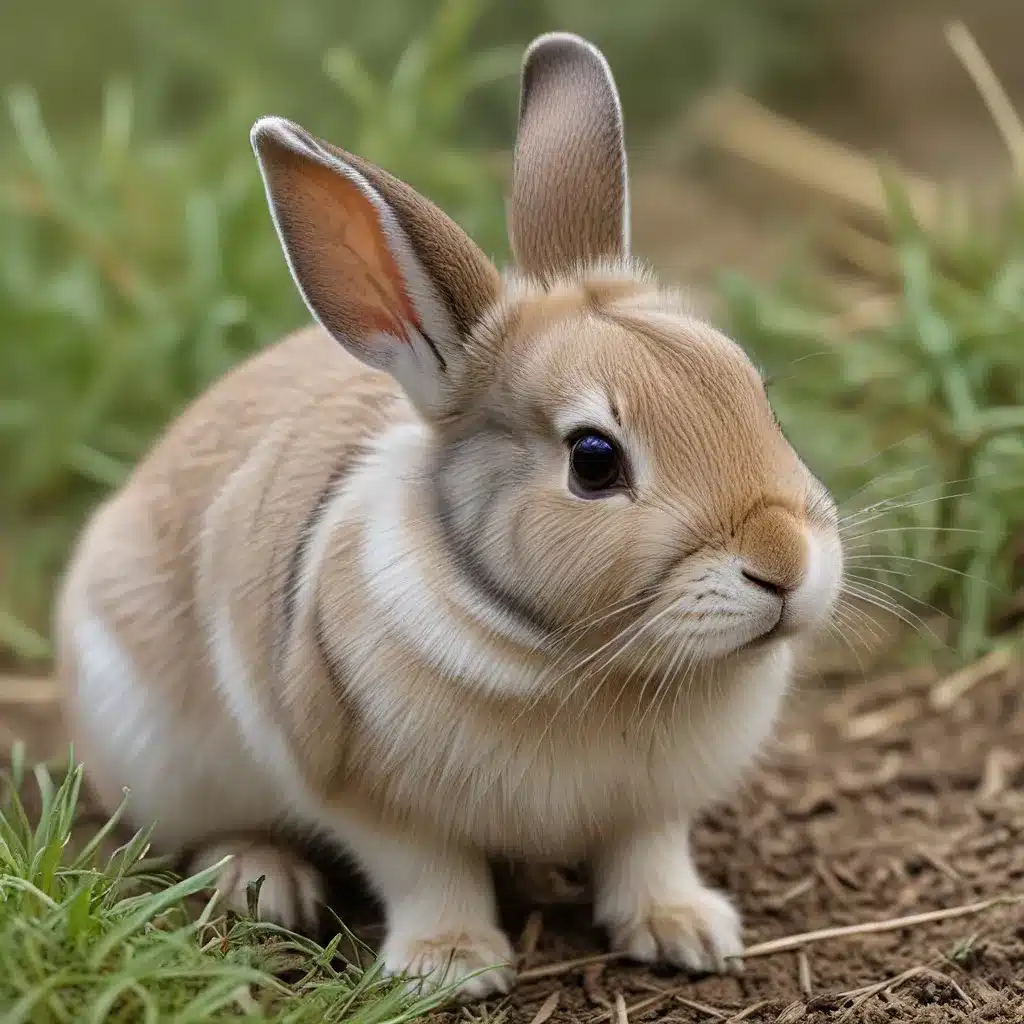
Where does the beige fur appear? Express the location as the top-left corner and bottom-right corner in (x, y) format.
(56, 32), (843, 1000)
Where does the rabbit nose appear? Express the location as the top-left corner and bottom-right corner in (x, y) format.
(741, 567), (790, 597)
(735, 505), (807, 594)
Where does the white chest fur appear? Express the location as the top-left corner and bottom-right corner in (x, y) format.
(282, 422), (795, 857)
(344, 627), (791, 857)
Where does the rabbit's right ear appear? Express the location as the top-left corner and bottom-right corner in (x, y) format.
(509, 33), (630, 282)
(251, 117), (500, 418)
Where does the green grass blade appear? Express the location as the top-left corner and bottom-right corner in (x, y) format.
(88, 857), (230, 968)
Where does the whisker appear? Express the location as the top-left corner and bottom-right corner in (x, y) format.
(843, 554), (999, 587)
(825, 620), (870, 674)
(840, 491), (974, 532)
(837, 440), (929, 493)
(843, 571), (948, 616)
(632, 633), (683, 733)
(841, 579), (915, 614)
(511, 590), (664, 718)
(579, 593), (691, 685)
(838, 477), (974, 524)
(840, 583), (943, 645)
(529, 590), (690, 741)
(668, 638), (704, 724)
(832, 602), (884, 647)
(587, 603), (689, 729)
(650, 640), (684, 728)
(835, 595), (895, 639)
(843, 527), (983, 546)
(842, 563), (914, 577)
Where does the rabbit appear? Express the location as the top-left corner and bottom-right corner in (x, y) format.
(55, 31), (843, 1001)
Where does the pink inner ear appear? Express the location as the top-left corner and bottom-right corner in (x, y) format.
(268, 145), (423, 347)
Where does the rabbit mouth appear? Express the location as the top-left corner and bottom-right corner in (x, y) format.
(729, 607), (802, 658)
(757, 615), (786, 645)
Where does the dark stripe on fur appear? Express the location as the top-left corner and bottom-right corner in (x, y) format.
(432, 442), (558, 641)
(279, 451), (365, 665)
(418, 326), (447, 371)
(313, 597), (355, 712)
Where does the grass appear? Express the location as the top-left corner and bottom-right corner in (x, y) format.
(0, 0), (513, 662)
(724, 180), (1024, 662)
(0, 745), (457, 1023)
(722, 48), (1024, 662)
(0, 0), (836, 151)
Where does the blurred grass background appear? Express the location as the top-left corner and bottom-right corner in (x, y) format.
(1, 0), (1022, 670)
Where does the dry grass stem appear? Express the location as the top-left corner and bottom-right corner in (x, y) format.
(724, 999), (774, 1022)
(845, 697), (922, 741)
(674, 995), (729, 1021)
(613, 992), (628, 1024)
(930, 647), (1015, 710)
(915, 845), (962, 883)
(633, 981), (729, 1020)
(815, 858), (851, 904)
(632, 981), (728, 1020)
(838, 964), (933, 1021)
(931, 967), (974, 1007)
(736, 894), (1024, 960)
(946, 20), (1024, 178)
(0, 676), (60, 704)
(527, 990), (560, 1024)
(978, 747), (1017, 801)
(837, 959), (971, 1021)
(769, 877), (816, 910)
(798, 948), (812, 998)
(518, 910), (543, 957)
(821, 221), (901, 284)
(591, 986), (694, 1024)
(518, 951), (624, 983)
(694, 90), (945, 231)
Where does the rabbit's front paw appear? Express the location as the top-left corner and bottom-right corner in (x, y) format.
(381, 924), (516, 1001)
(606, 883), (743, 973)
(595, 824), (744, 974)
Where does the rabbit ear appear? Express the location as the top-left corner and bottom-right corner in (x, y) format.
(509, 32), (630, 282)
(251, 116), (500, 417)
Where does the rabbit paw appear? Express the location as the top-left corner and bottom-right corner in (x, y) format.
(191, 840), (324, 932)
(608, 884), (743, 973)
(381, 925), (516, 1001)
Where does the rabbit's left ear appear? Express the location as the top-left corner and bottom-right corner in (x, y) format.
(509, 33), (630, 282)
(251, 116), (501, 416)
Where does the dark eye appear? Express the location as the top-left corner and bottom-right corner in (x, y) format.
(568, 432), (624, 495)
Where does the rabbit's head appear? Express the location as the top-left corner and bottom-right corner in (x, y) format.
(251, 33), (842, 688)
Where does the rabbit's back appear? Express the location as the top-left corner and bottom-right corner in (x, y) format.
(55, 324), (403, 842)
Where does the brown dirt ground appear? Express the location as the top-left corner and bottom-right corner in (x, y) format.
(4, 648), (1024, 1024)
